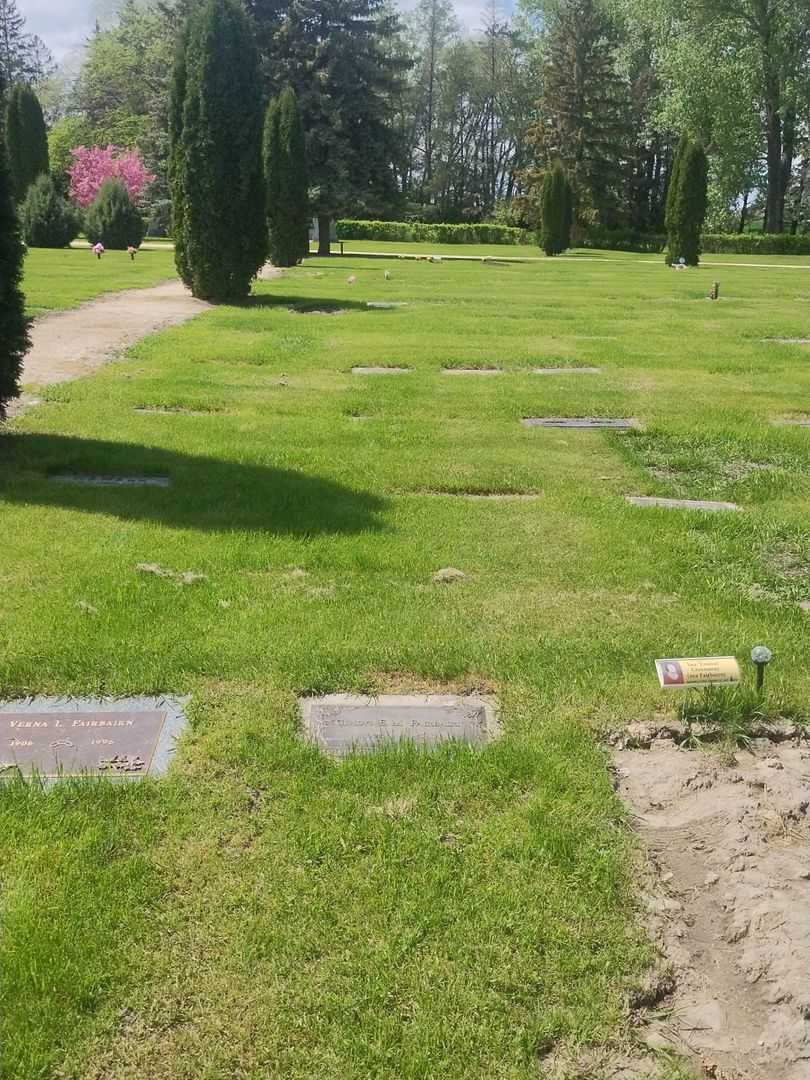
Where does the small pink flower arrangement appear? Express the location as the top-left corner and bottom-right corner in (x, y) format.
(92, 242), (105, 259)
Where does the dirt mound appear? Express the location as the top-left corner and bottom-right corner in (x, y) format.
(614, 738), (810, 1080)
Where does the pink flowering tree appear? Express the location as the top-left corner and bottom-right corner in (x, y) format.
(68, 146), (156, 209)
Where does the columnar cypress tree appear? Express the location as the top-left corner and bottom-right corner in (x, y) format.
(540, 160), (571, 256)
(170, 0), (267, 302)
(665, 138), (708, 266)
(4, 81), (48, 201)
(0, 107), (29, 417)
(264, 87), (309, 267)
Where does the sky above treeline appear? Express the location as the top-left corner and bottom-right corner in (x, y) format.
(19, 0), (514, 61)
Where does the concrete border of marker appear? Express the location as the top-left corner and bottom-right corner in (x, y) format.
(299, 693), (500, 758)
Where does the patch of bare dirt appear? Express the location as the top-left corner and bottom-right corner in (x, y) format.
(614, 737), (810, 1080)
(20, 280), (209, 390)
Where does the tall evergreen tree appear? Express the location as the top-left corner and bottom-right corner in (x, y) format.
(665, 138), (708, 266)
(540, 160), (571, 255)
(169, 0), (267, 301)
(0, 0), (52, 87)
(526, 0), (630, 228)
(0, 104), (28, 417)
(4, 82), (48, 202)
(272, 0), (410, 254)
(264, 87), (309, 267)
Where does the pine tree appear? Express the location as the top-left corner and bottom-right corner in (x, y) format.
(4, 82), (48, 202)
(540, 160), (572, 256)
(665, 138), (708, 266)
(264, 87), (309, 267)
(0, 103), (29, 417)
(85, 178), (145, 250)
(0, 0), (53, 86)
(20, 173), (81, 248)
(526, 0), (630, 229)
(170, 0), (267, 301)
(272, 0), (409, 255)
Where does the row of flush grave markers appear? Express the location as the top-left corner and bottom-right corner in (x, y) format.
(0, 694), (497, 781)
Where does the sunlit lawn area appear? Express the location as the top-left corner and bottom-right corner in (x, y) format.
(22, 246), (178, 317)
(2, 247), (810, 1078)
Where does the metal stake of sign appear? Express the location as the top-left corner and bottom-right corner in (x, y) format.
(751, 645), (773, 692)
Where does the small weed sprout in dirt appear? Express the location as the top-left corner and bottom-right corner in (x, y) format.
(678, 685), (809, 748)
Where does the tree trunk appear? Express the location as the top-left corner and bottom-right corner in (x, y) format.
(779, 108), (796, 233)
(738, 190), (749, 233)
(764, 105), (782, 233)
(317, 214), (331, 256)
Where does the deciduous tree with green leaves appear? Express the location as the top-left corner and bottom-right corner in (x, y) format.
(4, 81), (48, 201)
(169, 0), (267, 301)
(264, 87), (309, 268)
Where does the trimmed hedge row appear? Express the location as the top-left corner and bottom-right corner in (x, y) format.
(701, 233), (810, 255)
(335, 218), (810, 256)
(583, 228), (810, 256)
(582, 227), (666, 253)
(336, 219), (530, 245)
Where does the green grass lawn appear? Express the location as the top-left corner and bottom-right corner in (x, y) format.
(22, 247), (178, 317)
(3, 248), (810, 1078)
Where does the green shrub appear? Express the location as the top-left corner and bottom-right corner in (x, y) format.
(540, 161), (572, 256)
(4, 83), (49, 202)
(169, 0), (267, 301)
(0, 115), (29, 417)
(582, 227), (667, 253)
(84, 179), (145, 250)
(20, 174), (81, 248)
(583, 229), (810, 256)
(665, 138), (708, 266)
(264, 87), (309, 268)
(701, 233), (810, 256)
(335, 220), (531, 245)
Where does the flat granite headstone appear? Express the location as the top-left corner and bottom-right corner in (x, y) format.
(532, 367), (601, 375)
(522, 417), (637, 429)
(773, 418), (810, 427)
(0, 696), (188, 780)
(366, 302), (407, 310)
(442, 367), (502, 375)
(50, 474), (171, 488)
(625, 495), (741, 512)
(351, 366), (411, 375)
(300, 694), (499, 757)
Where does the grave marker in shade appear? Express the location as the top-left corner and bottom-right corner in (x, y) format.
(50, 475), (171, 488)
(299, 694), (499, 757)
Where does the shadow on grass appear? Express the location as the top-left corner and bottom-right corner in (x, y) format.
(0, 434), (388, 535)
(246, 294), (371, 314)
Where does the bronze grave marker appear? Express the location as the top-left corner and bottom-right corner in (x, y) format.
(0, 698), (187, 780)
